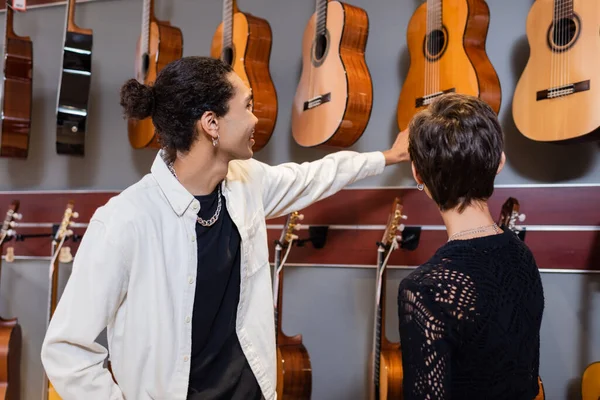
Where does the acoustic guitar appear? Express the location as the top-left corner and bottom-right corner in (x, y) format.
(273, 211), (312, 399)
(396, 0), (501, 131)
(512, 0), (600, 142)
(0, 0), (32, 159)
(55, 0), (93, 156)
(128, 0), (183, 149)
(496, 198), (546, 400)
(582, 362), (600, 400)
(369, 197), (406, 400)
(210, 0), (278, 152)
(291, 0), (373, 148)
(0, 201), (22, 400)
(43, 201), (78, 400)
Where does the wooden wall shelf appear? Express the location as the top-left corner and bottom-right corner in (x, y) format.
(0, 0), (108, 11)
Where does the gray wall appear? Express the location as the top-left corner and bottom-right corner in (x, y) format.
(0, 0), (599, 399)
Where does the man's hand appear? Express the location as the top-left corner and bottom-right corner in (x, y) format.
(383, 129), (410, 166)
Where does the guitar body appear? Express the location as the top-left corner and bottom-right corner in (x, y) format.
(277, 333), (312, 399)
(211, 11), (278, 152)
(0, 318), (21, 400)
(276, 347), (284, 398)
(397, 0), (500, 130)
(291, 0), (373, 148)
(0, 23), (32, 158)
(56, 30), (93, 156)
(378, 345), (403, 400)
(512, 0), (600, 142)
(128, 20), (183, 149)
(582, 362), (600, 400)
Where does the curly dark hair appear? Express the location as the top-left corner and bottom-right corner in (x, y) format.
(120, 56), (235, 163)
(408, 93), (504, 213)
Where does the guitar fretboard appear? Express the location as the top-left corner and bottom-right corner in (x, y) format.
(426, 0), (443, 33)
(141, 0), (152, 56)
(553, 0), (574, 20)
(315, 0), (328, 37)
(222, 0), (234, 50)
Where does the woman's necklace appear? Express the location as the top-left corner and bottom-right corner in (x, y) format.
(168, 163), (221, 227)
(448, 223), (501, 242)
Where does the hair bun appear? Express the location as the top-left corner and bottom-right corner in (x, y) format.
(119, 79), (155, 120)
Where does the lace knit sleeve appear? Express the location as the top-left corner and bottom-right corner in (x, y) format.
(397, 264), (477, 400)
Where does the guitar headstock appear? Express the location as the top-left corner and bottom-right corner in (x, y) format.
(279, 211), (304, 246)
(381, 197), (407, 248)
(497, 197), (526, 239)
(0, 200), (22, 244)
(54, 201), (79, 242)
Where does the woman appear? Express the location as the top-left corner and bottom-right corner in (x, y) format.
(397, 93), (545, 399)
(40, 56), (409, 400)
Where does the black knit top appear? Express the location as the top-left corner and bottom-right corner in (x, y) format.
(397, 228), (545, 400)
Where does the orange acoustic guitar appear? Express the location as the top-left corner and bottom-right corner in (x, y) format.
(273, 211), (311, 399)
(496, 197), (545, 400)
(0, 201), (22, 400)
(128, 0), (183, 149)
(291, 0), (373, 148)
(582, 362), (600, 400)
(0, 0), (33, 159)
(396, 0), (501, 131)
(369, 197), (406, 400)
(512, 0), (600, 142)
(210, 0), (278, 152)
(43, 202), (78, 400)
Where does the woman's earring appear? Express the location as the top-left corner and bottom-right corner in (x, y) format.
(212, 134), (219, 147)
(417, 183), (424, 191)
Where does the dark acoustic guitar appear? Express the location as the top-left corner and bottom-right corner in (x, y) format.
(291, 0), (373, 148)
(210, 0), (278, 152)
(273, 211), (311, 399)
(396, 0), (501, 131)
(369, 197), (406, 400)
(56, 0), (93, 156)
(0, 200), (22, 400)
(0, 0), (32, 159)
(128, 0), (183, 149)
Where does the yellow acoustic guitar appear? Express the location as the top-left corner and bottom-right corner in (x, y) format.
(582, 362), (600, 400)
(512, 0), (600, 142)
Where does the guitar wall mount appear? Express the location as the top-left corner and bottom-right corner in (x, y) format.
(295, 226), (329, 249)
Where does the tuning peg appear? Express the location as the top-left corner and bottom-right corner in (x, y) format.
(290, 233), (299, 241)
(12, 213), (22, 220)
(6, 229), (16, 238)
(65, 229), (74, 237)
(401, 214), (408, 220)
(399, 224), (405, 232)
(518, 213), (526, 222)
(297, 214), (304, 220)
(395, 235), (403, 243)
(72, 212), (79, 219)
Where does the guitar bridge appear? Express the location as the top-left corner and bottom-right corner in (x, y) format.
(416, 88), (455, 107)
(536, 80), (590, 101)
(303, 92), (331, 110)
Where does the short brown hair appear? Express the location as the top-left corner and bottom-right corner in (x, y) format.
(408, 93), (504, 212)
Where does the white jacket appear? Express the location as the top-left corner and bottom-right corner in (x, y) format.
(41, 149), (385, 400)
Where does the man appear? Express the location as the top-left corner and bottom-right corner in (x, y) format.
(41, 56), (409, 399)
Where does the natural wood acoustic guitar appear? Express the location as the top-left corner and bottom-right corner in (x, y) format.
(396, 0), (501, 131)
(369, 197), (406, 400)
(55, 0), (93, 156)
(128, 0), (183, 149)
(582, 362), (600, 400)
(210, 0), (278, 152)
(512, 0), (600, 142)
(0, 201), (22, 400)
(273, 211), (311, 399)
(0, 0), (32, 159)
(291, 0), (373, 148)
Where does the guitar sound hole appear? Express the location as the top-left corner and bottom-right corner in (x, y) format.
(222, 47), (234, 66)
(553, 18), (576, 46)
(423, 28), (448, 61)
(315, 34), (328, 61)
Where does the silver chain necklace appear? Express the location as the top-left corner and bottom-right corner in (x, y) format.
(168, 163), (222, 227)
(448, 223), (501, 241)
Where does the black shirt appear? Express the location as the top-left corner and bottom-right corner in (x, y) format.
(397, 228), (545, 400)
(187, 184), (262, 400)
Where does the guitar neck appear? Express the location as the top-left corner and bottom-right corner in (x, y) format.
(4, 1), (14, 40)
(426, 0), (443, 32)
(222, 0), (236, 50)
(141, 0), (153, 55)
(273, 244), (284, 344)
(554, 0), (574, 19)
(315, 0), (328, 36)
(372, 246), (389, 395)
(66, 0), (77, 32)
